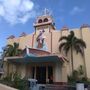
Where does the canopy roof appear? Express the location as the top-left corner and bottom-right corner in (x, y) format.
(7, 48), (68, 64)
(8, 55), (64, 63)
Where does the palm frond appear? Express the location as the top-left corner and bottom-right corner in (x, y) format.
(4, 42), (22, 56)
(59, 36), (68, 42)
(59, 42), (66, 52)
(64, 44), (71, 55)
(7, 44), (13, 49)
(14, 43), (19, 49)
(68, 31), (74, 40)
(74, 45), (84, 55)
(70, 31), (74, 36)
(75, 39), (86, 48)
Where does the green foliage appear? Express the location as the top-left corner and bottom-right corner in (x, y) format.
(0, 72), (29, 90)
(3, 73), (12, 81)
(78, 65), (84, 76)
(4, 42), (22, 57)
(0, 73), (13, 87)
(68, 70), (79, 84)
(68, 65), (88, 84)
(59, 31), (86, 56)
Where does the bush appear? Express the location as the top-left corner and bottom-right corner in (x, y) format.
(68, 65), (89, 84)
(0, 72), (29, 90)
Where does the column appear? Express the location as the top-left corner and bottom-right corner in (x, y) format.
(54, 62), (62, 83)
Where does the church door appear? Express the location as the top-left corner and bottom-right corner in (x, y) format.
(36, 66), (46, 84)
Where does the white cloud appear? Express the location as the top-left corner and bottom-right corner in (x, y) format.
(0, 0), (38, 25)
(0, 5), (5, 16)
(70, 6), (84, 15)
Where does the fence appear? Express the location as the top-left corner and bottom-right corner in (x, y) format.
(42, 84), (90, 90)
(41, 84), (76, 90)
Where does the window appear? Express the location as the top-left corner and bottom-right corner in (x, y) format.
(38, 19), (42, 23)
(44, 18), (48, 22)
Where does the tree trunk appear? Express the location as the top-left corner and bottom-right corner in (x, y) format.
(71, 46), (74, 74)
(83, 49), (87, 77)
(80, 28), (87, 78)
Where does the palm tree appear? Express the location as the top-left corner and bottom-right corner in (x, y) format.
(59, 31), (86, 73)
(0, 51), (5, 77)
(5, 42), (22, 57)
(0, 43), (22, 78)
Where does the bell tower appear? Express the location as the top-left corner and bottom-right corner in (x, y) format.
(33, 9), (56, 34)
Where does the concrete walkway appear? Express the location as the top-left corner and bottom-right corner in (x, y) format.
(0, 84), (18, 90)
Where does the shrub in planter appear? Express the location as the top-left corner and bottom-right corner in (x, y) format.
(0, 72), (29, 90)
(68, 65), (89, 84)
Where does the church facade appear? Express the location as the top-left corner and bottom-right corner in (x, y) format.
(3, 12), (90, 84)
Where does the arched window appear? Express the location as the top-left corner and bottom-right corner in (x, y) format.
(38, 19), (42, 23)
(44, 18), (48, 22)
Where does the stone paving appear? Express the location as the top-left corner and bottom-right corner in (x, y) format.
(0, 84), (18, 90)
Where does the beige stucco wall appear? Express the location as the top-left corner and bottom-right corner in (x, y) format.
(52, 31), (60, 53)
(82, 28), (90, 77)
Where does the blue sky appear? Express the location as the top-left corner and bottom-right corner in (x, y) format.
(0, 0), (90, 52)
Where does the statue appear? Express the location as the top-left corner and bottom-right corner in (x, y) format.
(36, 30), (45, 48)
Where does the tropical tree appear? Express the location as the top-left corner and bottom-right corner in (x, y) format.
(4, 42), (22, 57)
(59, 31), (86, 73)
(0, 43), (22, 78)
(0, 51), (5, 77)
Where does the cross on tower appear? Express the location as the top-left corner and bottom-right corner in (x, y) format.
(43, 8), (52, 16)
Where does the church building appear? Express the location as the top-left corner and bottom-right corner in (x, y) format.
(3, 10), (90, 84)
